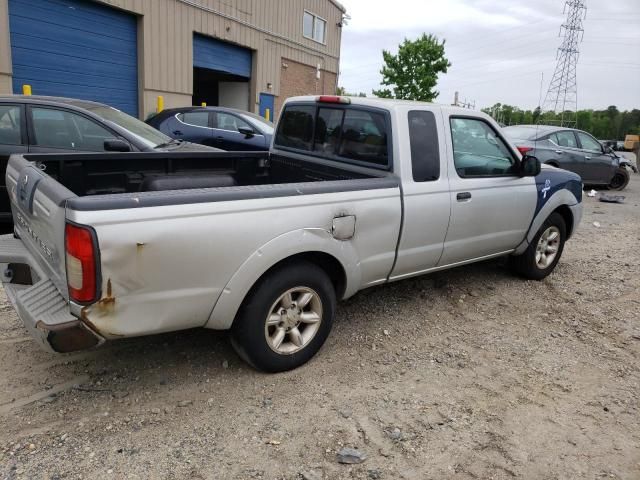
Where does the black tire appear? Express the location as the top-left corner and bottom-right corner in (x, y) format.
(509, 212), (566, 281)
(230, 261), (336, 373)
(608, 167), (629, 191)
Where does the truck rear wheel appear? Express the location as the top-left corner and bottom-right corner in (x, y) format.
(230, 261), (336, 372)
(510, 212), (566, 280)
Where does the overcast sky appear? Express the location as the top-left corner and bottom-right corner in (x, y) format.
(337, 0), (640, 111)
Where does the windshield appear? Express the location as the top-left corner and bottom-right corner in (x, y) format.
(239, 112), (274, 135)
(86, 105), (171, 148)
(503, 126), (540, 141)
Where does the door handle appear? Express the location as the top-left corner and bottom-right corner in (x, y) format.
(456, 192), (472, 201)
(585, 156), (591, 160)
(215, 136), (224, 141)
(172, 130), (183, 136)
(555, 150), (564, 154)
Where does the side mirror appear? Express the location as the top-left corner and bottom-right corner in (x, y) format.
(520, 155), (541, 177)
(104, 139), (131, 152)
(238, 127), (255, 138)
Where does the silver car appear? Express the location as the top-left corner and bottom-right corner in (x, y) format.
(503, 125), (634, 190)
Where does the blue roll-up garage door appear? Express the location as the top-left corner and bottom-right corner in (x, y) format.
(8, 0), (139, 116)
(193, 34), (251, 78)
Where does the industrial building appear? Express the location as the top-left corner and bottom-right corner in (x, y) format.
(0, 0), (345, 119)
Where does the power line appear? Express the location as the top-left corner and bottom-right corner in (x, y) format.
(542, 0), (587, 126)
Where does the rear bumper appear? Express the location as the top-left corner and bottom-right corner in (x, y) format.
(0, 234), (104, 353)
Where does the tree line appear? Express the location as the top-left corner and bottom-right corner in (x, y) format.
(482, 104), (640, 140)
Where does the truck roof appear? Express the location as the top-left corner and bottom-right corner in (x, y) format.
(283, 95), (483, 117)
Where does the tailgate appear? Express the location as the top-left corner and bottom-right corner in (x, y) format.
(5, 154), (76, 297)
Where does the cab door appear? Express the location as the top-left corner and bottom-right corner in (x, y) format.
(0, 104), (28, 228)
(439, 116), (536, 266)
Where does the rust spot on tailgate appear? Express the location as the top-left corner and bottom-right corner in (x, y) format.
(78, 279), (123, 338)
(96, 279), (116, 308)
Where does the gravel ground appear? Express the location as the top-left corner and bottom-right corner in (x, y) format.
(1, 176), (639, 480)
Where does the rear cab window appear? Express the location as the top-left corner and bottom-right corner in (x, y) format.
(274, 102), (392, 170)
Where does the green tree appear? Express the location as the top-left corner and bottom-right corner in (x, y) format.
(532, 106), (542, 124)
(336, 86), (366, 97)
(373, 33), (451, 102)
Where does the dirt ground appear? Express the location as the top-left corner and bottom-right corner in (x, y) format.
(1, 176), (639, 480)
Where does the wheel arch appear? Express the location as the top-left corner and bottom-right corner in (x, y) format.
(545, 160), (560, 168)
(514, 189), (581, 255)
(553, 205), (574, 239)
(205, 228), (359, 330)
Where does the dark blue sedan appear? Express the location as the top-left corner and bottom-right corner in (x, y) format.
(147, 107), (274, 151)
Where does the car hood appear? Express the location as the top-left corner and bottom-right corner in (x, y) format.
(155, 141), (223, 152)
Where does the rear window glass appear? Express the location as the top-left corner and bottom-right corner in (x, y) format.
(179, 111), (209, 127)
(275, 105), (315, 151)
(337, 110), (388, 166)
(552, 131), (578, 148)
(314, 107), (344, 154)
(0, 105), (22, 145)
(276, 104), (390, 168)
(503, 126), (539, 140)
(408, 111), (439, 181)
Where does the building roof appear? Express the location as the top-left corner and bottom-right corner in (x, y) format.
(329, 0), (347, 13)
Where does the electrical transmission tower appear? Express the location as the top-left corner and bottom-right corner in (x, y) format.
(542, 0), (587, 127)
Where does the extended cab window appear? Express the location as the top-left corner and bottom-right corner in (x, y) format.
(0, 105), (22, 145)
(275, 105), (315, 151)
(31, 108), (115, 151)
(450, 117), (516, 177)
(409, 111), (439, 181)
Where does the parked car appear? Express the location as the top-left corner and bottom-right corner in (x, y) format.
(147, 106), (274, 151)
(0, 95), (217, 232)
(0, 96), (583, 372)
(503, 125), (634, 190)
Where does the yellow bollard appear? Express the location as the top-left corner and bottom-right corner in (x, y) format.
(201, 102), (207, 107)
(22, 84), (32, 96)
(265, 108), (270, 122)
(156, 96), (164, 113)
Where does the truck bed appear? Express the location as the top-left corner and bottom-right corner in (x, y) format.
(24, 151), (381, 197)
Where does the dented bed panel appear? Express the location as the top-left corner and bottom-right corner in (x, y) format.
(67, 186), (401, 338)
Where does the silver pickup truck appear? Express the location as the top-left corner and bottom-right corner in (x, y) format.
(0, 96), (583, 372)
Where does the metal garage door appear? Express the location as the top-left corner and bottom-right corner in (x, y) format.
(8, 0), (139, 116)
(193, 34), (252, 78)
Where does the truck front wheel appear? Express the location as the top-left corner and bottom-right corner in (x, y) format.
(510, 212), (567, 280)
(231, 261), (336, 372)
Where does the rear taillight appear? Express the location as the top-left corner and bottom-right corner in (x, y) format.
(65, 223), (98, 303)
(317, 95), (351, 104)
(517, 146), (533, 155)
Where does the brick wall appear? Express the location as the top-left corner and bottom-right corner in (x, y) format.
(275, 58), (337, 118)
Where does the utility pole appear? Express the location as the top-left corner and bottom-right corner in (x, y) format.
(542, 0), (587, 127)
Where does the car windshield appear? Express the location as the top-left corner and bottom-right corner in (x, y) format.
(238, 112), (274, 135)
(503, 126), (540, 141)
(85, 105), (171, 148)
